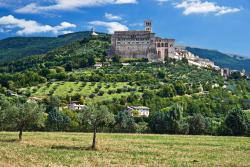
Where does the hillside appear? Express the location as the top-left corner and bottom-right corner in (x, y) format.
(0, 31), (104, 63)
(1, 31), (250, 73)
(186, 47), (250, 72)
(0, 35), (250, 137)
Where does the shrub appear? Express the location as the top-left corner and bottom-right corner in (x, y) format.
(89, 93), (95, 98)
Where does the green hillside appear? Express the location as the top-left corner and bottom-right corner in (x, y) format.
(186, 47), (250, 72)
(0, 31), (102, 63)
(0, 35), (249, 137)
(1, 31), (250, 73)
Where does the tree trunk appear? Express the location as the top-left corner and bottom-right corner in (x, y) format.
(91, 126), (97, 150)
(19, 128), (23, 141)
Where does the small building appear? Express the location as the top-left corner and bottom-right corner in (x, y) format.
(126, 106), (150, 117)
(91, 27), (98, 36)
(121, 63), (130, 66)
(94, 63), (103, 69)
(221, 68), (230, 78)
(68, 103), (87, 111)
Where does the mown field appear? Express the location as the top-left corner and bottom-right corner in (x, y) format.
(0, 132), (249, 167)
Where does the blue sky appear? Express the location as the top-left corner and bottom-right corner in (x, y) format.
(0, 0), (249, 56)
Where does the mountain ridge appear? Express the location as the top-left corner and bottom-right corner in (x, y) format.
(0, 31), (104, 63)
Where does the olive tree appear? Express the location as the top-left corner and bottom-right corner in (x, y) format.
(9, 102), (46, 141)
(225, 108), (248, 136)
(78, 105), (114, 150)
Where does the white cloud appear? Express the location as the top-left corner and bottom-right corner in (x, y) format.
(61, 30), (74, 34)
(105, 13), (122, 20)
(89, 21), (128, 33)
(156, 0), (169, 5)
(174, 0), (241, 16)
(0, 15), (76, 35)
(16, 0), (137, 14)
(129, 22), (143, 27)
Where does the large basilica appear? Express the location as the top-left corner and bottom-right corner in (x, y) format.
(110, 20), (175, 61)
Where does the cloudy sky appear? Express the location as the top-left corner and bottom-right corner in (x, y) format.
(0, 0), (249, 56)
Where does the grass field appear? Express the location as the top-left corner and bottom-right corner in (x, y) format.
(0, 132), (249, 167)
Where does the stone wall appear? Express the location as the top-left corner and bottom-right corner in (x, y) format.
(110, 29), (176, 62)
(111, 31), (155, 59)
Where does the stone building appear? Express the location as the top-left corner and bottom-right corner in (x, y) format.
(126, 106), (150, 117)
(110, 20), (175, 61)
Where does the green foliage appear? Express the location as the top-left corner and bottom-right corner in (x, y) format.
(159, 84), (176, 97)
(115, 111), (136, 132)
(0, 31), (102, 63)
(2, 101), (46, 140)
(224, 108), (248, 135)
(188, 114), (206, 135)
(78, 104), (115, 149)
(112, 55), (121, 63)
(167, 104), (184, 134)
(149, 112), (168, 134)
(0, 31), (250, 137)
(46, 108), (71, 131)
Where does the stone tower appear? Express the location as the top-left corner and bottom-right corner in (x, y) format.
(91, 27), (98, 36)
(144, 20), (152, 32)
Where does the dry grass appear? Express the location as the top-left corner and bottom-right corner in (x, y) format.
(0, 132), (249, 167)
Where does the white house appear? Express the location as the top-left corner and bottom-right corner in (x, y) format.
(94, 63), (103, 69)
(68, 103), (87, 111)
(126, 106), (150, 117)
(121, 63), (130, 66)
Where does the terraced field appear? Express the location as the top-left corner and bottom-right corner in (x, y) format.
(20, 81), (142, 103)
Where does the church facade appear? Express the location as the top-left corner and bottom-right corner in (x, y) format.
(110, 20), (175, 61)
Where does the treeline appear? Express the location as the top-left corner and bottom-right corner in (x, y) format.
(0, 95), (249, 137)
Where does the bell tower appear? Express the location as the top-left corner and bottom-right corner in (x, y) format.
(144, 20), (152, 32)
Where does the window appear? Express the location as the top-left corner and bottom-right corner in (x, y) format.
(165, 43), (168, 47)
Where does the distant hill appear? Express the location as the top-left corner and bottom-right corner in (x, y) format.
(185, 47), (250, 73)
(1, 31), (250, 73)
(0, 31), (99, 63)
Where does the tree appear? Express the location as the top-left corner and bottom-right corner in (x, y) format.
(100, 55), (106, 65)
(188, 114), (206, 135)
(9, 102), (46, 141)
(142, 91), (154, 105)
(115, 111), (136, 132)
(87, 56), (96, 66)
(167, 104), (183, 134)
(46, 108), (71, 131)
(112, 55), (121, 63)
(160, 84), (176, 98)
(149, 112), (168, 134)
(65, 62), (73, 72)
(78, 105), (115, 150)
(174, 82), (186, 95)
(0, 98), (11, 131)
(157, 70), (165, 79)
(224, 108), (248, 136)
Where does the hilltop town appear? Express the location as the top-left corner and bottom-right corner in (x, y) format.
(108, 20), (246, 78)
